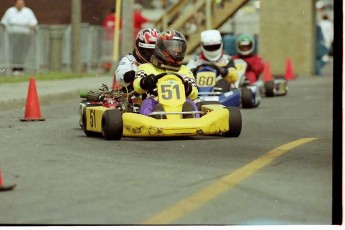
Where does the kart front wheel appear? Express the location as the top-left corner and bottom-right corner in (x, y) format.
(102, 110), (123, 140)
(223, 107), (242, 137)
(264, 81), (275, 97)
(241, 88), (253, 108)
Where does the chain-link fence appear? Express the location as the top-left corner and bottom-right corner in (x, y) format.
(0, 26), (40, 76)
(0, 24), (119, 76)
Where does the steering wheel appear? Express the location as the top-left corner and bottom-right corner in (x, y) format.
(194, 63), (221, 76)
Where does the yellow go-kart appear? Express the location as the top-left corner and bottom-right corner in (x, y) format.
(82, 72), (242, 140)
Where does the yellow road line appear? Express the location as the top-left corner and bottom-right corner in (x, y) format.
(142, 138), (317, 224)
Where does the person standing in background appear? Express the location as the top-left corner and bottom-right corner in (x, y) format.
(133, 3), (151, 37)
(1, 0), (37, 76)
(103, 5), (123, 72)
(103, 6), (123, 40)
(318, 14), (333, 58)
(315, 24), (329, 76)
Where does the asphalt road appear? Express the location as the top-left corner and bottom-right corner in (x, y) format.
(0, 74), (335, 225)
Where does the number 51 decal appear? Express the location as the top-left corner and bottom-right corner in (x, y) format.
(160, 84), (181, 100)
(89, 109), (96, 128)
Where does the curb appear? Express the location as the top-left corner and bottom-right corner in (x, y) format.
(0, 90), (82, 112)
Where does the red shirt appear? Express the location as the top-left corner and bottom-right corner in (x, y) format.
(233, 54), (264, 77)
(134, 11), (148, 30)
(103, 13), (122, 40)
(103, 14), (122, 30)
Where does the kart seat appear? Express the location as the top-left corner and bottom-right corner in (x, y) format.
(152, 103), (166, 119)
(182, 102), (195, 119)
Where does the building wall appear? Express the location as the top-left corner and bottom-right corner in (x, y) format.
(259, 0), (316, 76)
(0, 0), (115, 25)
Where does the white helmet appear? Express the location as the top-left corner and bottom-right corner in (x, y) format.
(200, 30), (223, 61)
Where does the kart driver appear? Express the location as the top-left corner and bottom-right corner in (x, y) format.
(232, 34), (264, 85)
(133, 30), (198, 117)
(114, 27), (160, 89)
(187, 29), (238, 92)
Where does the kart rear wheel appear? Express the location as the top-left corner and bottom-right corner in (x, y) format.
(223, 107), (242, 137)
(79, 100), (88, 128)
(102, 110), (123, 140)
(264, 81), (275, 97)
(82, 107), (100, 137)
(241, 88), (253, 108)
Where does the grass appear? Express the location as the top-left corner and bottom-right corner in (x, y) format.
(0, 71), (107, 84)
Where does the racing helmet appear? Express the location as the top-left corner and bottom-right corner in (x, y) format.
(200, 30), (223, 61)
(236, 34), (255, 56)
(154, 30), (187, 68)
(134, 28), (160, 63)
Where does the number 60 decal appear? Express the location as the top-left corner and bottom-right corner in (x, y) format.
(196, 71), (216, 87)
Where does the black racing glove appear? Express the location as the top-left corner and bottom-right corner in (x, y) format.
(139, 74), (156, 90)
(183, 78), (194, 97)
(219, 67), (229, 77)
(246, 63), (252, 71)
(123, 70), (136, 83)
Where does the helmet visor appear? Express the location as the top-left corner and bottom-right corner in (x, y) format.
(238, 43), (253, 52)
(202, 44), (221, 51)
(162, 40), (186, 54)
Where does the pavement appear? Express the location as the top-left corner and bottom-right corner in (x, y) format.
(0, 75), (113, 112)
(0, 57), (334, 113)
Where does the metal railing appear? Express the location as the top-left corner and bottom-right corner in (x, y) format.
(0, 10), (259, 76)
(154, 0), (251, 54)
(0, 24), (119, 76)
(0, 26), (41, 76)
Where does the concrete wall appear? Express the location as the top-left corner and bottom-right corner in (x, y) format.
(259, 0), (316, 76)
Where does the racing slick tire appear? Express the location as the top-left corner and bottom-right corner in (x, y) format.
(214, 79), (230, 92)
(102, 110), (123, 140)
(79, 100), (89, 128)
(196, 101), (220, 111)
(264, 81), (275, 97)
(82, 106), (100, 137)
(241, 88), (253, 108)
(223, 107), (242, 137)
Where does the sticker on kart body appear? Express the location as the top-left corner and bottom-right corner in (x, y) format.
(158, 79), (185, 106)
(223, 91), (234, 97)
(200, 96), (219, 101)
(89, 109), (97, 128)
(196, 71), (216, 87)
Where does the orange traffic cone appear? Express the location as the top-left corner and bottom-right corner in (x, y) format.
(112, 77), (117, 90)
(0, 168), (16, 192)
(112, 74), (121, 90)
(262, 60), (273, 82)
(20, 78), (45, 121)
(284, 58), (294, 80)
